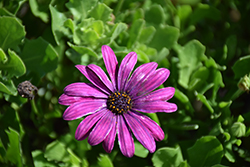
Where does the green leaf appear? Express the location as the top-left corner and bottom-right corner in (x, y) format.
(177, 5), (192, 27)
(32, 150), (57, 167)
(134, 141), (149, 158)
(97, 154), (114, 167)
(187, 136), (223, 167)
(155, 47), (169, 63)
(1, 0), (26, 14)
(127, 19), (145, 48)
(152, 146), (184, 167)
(178, 161), (189, 167)
(5, 128), (22, 167)
(64, 19), (82, 45)
(174, 89), (189, 103)
(20, 37), (58, 80)
(29, 0), (50, 23)
(209, 68), (225, 103)
(0, 79), (17, 95)
(0, 48), (8, 63)
(0, 16), (25, 50)
(68, 42), (98, 58)
(0, 139), (6, 159)
(66, 0), (98, 21)
(145, 4), (165, 25)
(0, 8), (15, 17)
(231, 122), (246, 137)
(92, 20), (104, 36)
(175, 40), (206, 88)
(49, 5), (69, 45)
(232, 55), (250, 79)
(67, 148), (81, 167)
(149, 26), (179, 51)
(44, 140), (66, 161)
(0, 81), (12, 94)
(237, 115), (244, 123)
(209, 122), (223, 136)
(0, 49), (26, 78)
(139, 26), (156, 44)
(189, 66), (210, 92)
(224, 142), (235, 163)
(189, 3), (221, 25)
(196, 93), (214, 113)
(64, 19), (75, 33)
(134, 44), (157, 63)
(75, 28), (99, 46)
(89, 3), (113, 22)
(109, 23), (127, 44)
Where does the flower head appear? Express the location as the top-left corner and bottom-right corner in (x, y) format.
(59, 45), (177, 157)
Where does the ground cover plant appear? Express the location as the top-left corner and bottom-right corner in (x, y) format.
(0, 0), (250, 166)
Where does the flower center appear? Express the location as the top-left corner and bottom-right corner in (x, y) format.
(107, 91), (132, 114)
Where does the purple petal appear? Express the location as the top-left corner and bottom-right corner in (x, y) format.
(102, 45), (118, 89)
(75, 65), (113, 94)
(124, 112), (156, 153)
(134, 87), (175, 102)
(64, 82), (108, 98)
(102, 117), (117, 153)
(63, 99), (106, 120)
(88, 110), (115, 146)
(75, 109), (108, 140)
(133, 101), (177, 113)
(117, 115), (134, 157)
(87, 64), (114, 92)
(130, 111), (164, 141)
(58, 94), (85, 105)
(124, 62), (157, 94)
(117, 52), (137, 91)
(131, 68), (170, 98)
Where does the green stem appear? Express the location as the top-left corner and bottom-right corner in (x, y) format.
(30, 99), (39, 115)
(231, 89), (244, 101)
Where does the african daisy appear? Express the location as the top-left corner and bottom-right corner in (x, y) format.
(58, 45), (177, 157)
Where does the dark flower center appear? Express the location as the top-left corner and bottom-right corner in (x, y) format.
(107, 91), (132, 114)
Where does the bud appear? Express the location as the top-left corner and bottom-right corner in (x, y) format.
(17, 81), (38, 100)
(238, 74), (250, 93)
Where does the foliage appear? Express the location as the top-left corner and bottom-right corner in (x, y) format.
(1, 0), (250, 166)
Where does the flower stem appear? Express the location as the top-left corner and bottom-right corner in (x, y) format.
(30, 99), (39, 115)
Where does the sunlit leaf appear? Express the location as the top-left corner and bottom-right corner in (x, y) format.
(145, 4), (165, 25)
(5, 128), (22, 167)
(187, 136), (223, 167)
(175, 40), (206, 88)
(0, 49), (26, 78)
(152, 146), (184, 167)
(89, 3), (112, 22)
(232, 55), (250, 79)
(66, 0), (98, 21)
(134, 141), (149, 158)
(149, 26), (179, 51)
(29, 0), (50, 22)
(127, 19), (145, 48)
(97, 154), (114, 167)
(44, 140), (66, 161)
(0, 16), (25, 51)
(20, 37), (58, 81)
(49, 5), (69, 45)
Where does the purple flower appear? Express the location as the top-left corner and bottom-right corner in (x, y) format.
(59, 45), (177, 157)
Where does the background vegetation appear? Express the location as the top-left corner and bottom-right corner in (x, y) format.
(0, 0), (250, 166)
